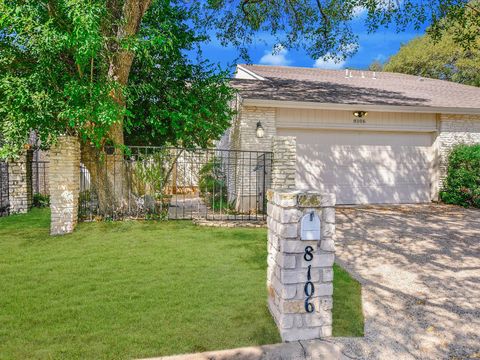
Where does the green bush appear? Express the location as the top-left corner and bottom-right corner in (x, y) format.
(33, 193), (50, 208)
(198, 158), (230, 211)
(440, 144), (480, 208)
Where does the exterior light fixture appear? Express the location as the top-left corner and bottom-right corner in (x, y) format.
(353, 111), (367, 118)
(256, 121), (265, 138)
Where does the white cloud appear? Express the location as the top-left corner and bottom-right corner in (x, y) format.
(352, 6), (367, 17)
(259, 45), (292, 66)
(313, 55), (346, 70)
(352, 0), (403, 17)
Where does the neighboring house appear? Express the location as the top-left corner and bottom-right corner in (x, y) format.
(226, 64), (480, 205)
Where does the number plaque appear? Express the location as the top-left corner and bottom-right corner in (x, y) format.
(303, 246), (315, 313)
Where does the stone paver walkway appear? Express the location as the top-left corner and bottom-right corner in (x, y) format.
(333, 204), (480, 360)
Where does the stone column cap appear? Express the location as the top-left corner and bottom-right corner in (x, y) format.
(267, 190), (336, 208)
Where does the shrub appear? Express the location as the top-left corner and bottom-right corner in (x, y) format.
(33, 193), (50, 208)
(198, 158), (230, 211)
(440, 144), (480, 208)
(132, 150), (173, 220)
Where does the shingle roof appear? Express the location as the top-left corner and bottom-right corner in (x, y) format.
(231, 64), (480, 110)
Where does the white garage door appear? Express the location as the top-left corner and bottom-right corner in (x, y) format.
(277, 129), (435, 204)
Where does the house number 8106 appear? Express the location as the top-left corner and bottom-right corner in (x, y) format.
(304, 246), (315, 313)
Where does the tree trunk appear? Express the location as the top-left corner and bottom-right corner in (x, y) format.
(81, 0), (152, 217)
(81, 144), (130, 217)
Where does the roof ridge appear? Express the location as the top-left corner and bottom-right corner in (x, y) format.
(239, 63), (480, 90)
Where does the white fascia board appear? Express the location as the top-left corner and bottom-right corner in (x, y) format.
(235, 65), (266, 81)
(277, 124), (437, 133)
(242, 98), (480, 115)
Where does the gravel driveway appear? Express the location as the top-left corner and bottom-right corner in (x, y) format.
(334, 205), (480, 360)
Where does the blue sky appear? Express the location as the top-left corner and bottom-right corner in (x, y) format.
(198, 12), (427, 71)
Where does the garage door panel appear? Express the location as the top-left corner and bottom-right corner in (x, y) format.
(331, 184), (432, 204)
(279, 129), (434, 204)
(299, 148), (432, 168)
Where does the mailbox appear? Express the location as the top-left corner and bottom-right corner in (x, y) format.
(300, 211), (321, 241)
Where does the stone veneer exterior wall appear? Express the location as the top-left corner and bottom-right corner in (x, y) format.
(436, 114), (480, 191)
(236, 106), (277, 152)
(49, 136), (80, 235)
(227, 106), (277, 210)
(8, 150), (33, 214)
(271, 137), (296, 191)
(267, 190), (335, 341)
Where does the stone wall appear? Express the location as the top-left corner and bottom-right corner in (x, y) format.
(49, 136), (80, 235)
(437, 114), (480, 190)
(8, 151), (33, 214)
(272, 137), (296, 191)
(267, 190), (336, 342)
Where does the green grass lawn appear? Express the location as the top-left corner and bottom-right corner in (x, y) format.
(332, 264), (364, 337)
(0, 209), (363, 359)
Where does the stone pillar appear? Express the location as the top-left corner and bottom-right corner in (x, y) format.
(49, 136), (80, 235)
(8, 150), (33, 213)
(271, 136), (296, 190)
(267, 190), (336, 342)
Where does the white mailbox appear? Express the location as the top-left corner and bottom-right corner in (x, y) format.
(300, 211), (321, 241)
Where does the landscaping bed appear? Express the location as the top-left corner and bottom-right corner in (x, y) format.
(0, 209), (362, 359)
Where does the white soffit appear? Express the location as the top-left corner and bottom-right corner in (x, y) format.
(242, 98), (480, 115)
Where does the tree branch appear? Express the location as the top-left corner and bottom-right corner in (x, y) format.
(465, 3), (480, 15)
(241, 0), (265, 18)
(286, 0), (301, 27)
(315, 0), (330, 38)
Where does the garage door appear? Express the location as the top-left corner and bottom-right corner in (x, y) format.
(277, 129), (435, 204)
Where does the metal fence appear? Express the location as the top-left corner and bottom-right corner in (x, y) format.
(0, 162), (8, 217)
(0, 160), (49, 217)
(80, 147), (272, 221)
(32, 160), (49, 196)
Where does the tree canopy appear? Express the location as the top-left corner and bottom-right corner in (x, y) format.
(190, 0), (480, 61)
(126, 3), (235, 148)
(384, 2), (480, 86)
(0, 0), (234, 158)
(384, 33), (480, 86)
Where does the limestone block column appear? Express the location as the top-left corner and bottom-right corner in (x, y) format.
(271, 136), (296, 190)
(49, 136), (80, 235)
(8, 150), (33, 213)
(267, 190), (336, 342)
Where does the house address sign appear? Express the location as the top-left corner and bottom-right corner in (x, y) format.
(353, 118), (366, 124)
(300, 212), (321, 313)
